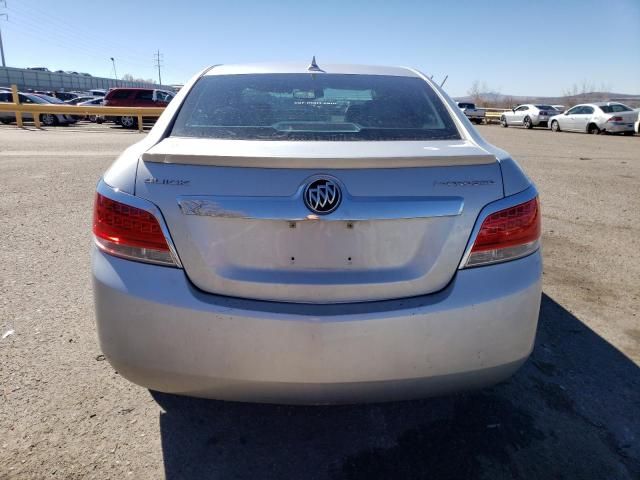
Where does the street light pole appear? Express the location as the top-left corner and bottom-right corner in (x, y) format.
(0, 12), (7, 68)
(110, 57), (118, 86)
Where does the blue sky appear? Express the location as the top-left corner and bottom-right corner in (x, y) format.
(2, 0), (639, 97)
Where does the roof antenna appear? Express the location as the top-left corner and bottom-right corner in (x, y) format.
(307, 56), (324, 72)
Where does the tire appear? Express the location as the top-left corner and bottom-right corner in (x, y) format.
(119, 115), (137, 129)
(95, 117), (104, 124)
(622, 131), (634, 136)
(40, 114), (58, 127)
(523, 116), (533, 129)
(500, 116), (508, 128)
(551, 120), (561, 132)
(588, 123), (600, 135)
(0, 118), (11, 125)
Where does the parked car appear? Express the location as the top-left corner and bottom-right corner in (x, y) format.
(549, 102), (637, 135)
(0, 91), (75, 126)
(634, 109), (639, 135)
(92, 62), (542, 404)
(32, 94), (77, 124)
(65, 71), (80, 75)
(65, 96), (98, 105)
(89, 89), (107, 97)
(500, 104), (560, 129)
(456, 102), (485, 124)
(26, 67), (50, 72)
(54, 91), (78, 101)
(76, 97), (104, 121)
(102, 87), (175, 128)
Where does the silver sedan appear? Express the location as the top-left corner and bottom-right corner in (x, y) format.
(92, 62), (542, 404)
(549, 102), (637, 135)
(500, 104), (560, 129)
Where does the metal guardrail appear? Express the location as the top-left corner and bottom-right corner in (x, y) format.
(0, 85), (165, 132)
(479, 108), (510, 123)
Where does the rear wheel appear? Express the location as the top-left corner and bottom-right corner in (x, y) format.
(40, 114), (58, 126)
(523, 116), (533, 129)
(588, 123), (600, 135)
(119, 116), (137, 129)
(0, 118), (11, 125)
(551, 120), (560, 132)
(500, 116), (508, 127)
(622, 131), (634, 136)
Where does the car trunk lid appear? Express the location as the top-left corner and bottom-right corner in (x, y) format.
(135, 138), (504, 303)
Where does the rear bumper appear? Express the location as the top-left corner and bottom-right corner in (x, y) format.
(92, 249), (542, 404)
(603, 122), (634, 133)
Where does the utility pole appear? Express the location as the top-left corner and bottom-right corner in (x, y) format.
(153, 49), (163, 86)
(0, 1), (8, 67)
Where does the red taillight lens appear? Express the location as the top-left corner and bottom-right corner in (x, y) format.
(93, 193), (176, 266)
(607, 116), (623, 122)
(465, 197), (540, 267)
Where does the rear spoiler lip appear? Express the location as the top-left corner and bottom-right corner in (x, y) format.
(140, 139), (497, 169)
(141, 153), (497, 169)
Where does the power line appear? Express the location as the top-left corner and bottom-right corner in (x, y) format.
(153, 50), (163, 86)
(7, 1), (151, 63)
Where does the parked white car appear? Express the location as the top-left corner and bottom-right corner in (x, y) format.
(549, 102), (637, 135)
(500, 104), (560, 129)
(634, 109), (639, 134)
(76, 97), (105, 122)
(456, 102), (485, 124)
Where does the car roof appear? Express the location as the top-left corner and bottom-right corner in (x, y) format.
(109, 87), (154, 91)
(590, 101), (628, 106)
(204, 62), (421, 78)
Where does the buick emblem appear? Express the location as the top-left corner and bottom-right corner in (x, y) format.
(303, 178), (341, 215)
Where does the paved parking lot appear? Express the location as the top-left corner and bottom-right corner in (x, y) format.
(1, 123), (639, 479)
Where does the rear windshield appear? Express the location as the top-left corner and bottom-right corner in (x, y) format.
(536, 105), (556, 110)
(458, 103), (475, 109)
(599, 104), (632, 113)
(171, 74), (460, 141)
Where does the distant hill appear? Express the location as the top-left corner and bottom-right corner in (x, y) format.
(454, 92), (640, 108)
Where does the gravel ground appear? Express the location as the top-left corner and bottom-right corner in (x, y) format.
(1, 122), (638, 479)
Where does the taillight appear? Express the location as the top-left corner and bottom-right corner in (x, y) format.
(464, 197), (540, 268)
(607, 116), (623, 122)
(93, 193), (176, 266)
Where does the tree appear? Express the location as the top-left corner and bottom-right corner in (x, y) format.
(467, 80), (484, 105)
(120, 73), (155, 84)
(467, 80), (503, 107)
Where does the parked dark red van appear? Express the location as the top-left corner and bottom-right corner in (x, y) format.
(102, 88), (175, 128)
